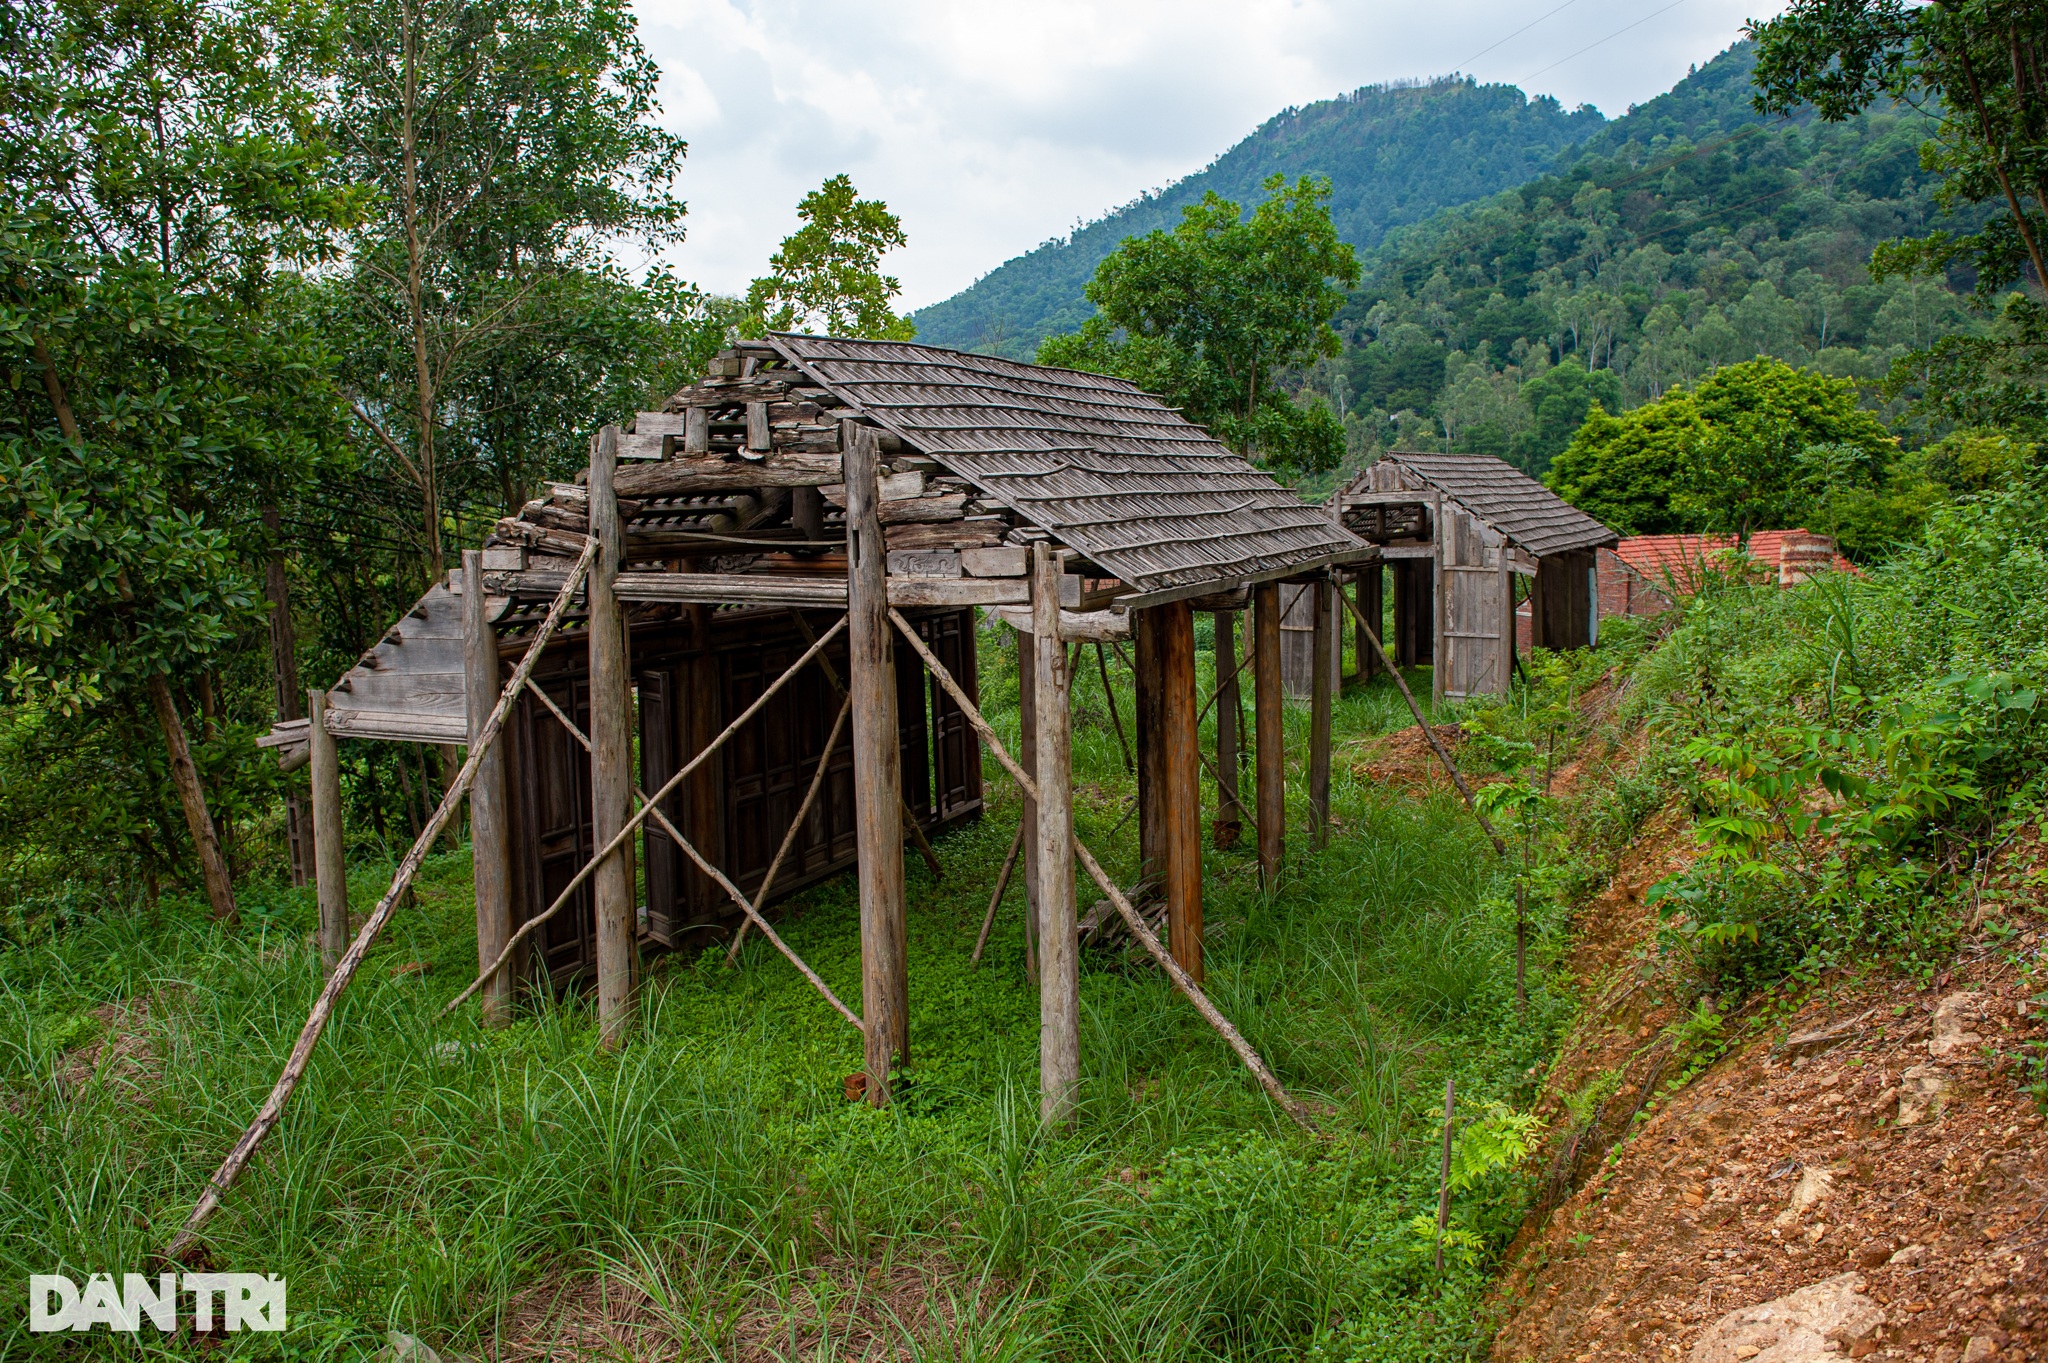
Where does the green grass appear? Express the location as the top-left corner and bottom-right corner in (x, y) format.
(0, 636), (1576, 1361)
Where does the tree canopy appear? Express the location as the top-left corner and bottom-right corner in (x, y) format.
(745, 175), (915, 341)
(1038, 174), (1359, 475)
(1547, 357), (1896, 541)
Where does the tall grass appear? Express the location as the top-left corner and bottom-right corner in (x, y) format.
(0, 635), (1567, 1360)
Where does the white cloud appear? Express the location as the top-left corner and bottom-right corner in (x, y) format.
(633, 0), (1787, 311)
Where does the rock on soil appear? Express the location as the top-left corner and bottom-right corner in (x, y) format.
(1688, 1272), (1886, 1361)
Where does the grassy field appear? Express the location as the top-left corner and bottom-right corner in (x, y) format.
(1, 629), (1585, 1361)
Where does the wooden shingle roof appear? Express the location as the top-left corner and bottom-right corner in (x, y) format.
(1372, 451), (1617, 557)
(766, 334), (1366, 598)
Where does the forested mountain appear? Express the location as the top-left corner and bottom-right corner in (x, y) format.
(910, 77), (1605, 356)
(1307, 43), (1986, 482)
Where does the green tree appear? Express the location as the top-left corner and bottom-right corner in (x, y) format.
(1513, 357), (1623, 476)
(328, 0), (687, 581)
(1751, 0), (2048, 296)
(1545, 394), (1707, 535)
(1751, 0), (2048, 432)
(1547, 358), (1897, 541)
(1682, 359), (1896, 537)
(746, 175), (915, 341)
(0, 0), (358, 919)
(1038, 174), (1359, 474)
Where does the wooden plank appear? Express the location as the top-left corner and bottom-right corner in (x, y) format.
(887, 550), (961, 578)
(1212, 610), (1242, 848)
(612, 574), (844, 606)
(684, 406), (708, 454)
(1157, 599), (1202, 983)
(463, 549), (514, 1027)
(322, 706), (468, 744)
(747, 401), (770, 451)
(1033, 542), (1079, 1126)
(1309, 577), (1333, 849)
(634, 411), (685, 436)
(877, 494), (969, 525)
(589, 427), (638, 1050)
(1254, 581), (1284, 886)
(847, 423), (908, 1104)
(962, 545), (1028, 577)
(308, 690), (348, 973)
(990, 605), (1129, 641)
(889, 578), (1027, 607)
(613, 451), (840, 496)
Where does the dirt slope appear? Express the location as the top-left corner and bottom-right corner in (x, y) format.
(1490, 826), (2048, 1363)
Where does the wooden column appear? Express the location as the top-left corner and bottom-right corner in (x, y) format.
(1212, 611), (1243, 848)
(1016, 628), (1039, 980)
(1253, 581), (1284, 885)
(1156, 600), (1202, 983)
(1133, 605), (1167, 892)
(1358, 566), (1383, 681)
(1032, 543), (1079, 1125)
(847, 424), (908, 1100)
(462, 549), (514, 1026)
(307, 690), (348, 973)
(1310, 577), (1335, 849)
(1432, 490), (1446, 707)
(589, 426), (637, 1050)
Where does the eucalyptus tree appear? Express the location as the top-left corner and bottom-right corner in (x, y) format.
(0, 0), (358, 919)
(324, 0), (689, 583)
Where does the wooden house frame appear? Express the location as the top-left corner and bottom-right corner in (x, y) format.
(1328, 451), (1617, 701)
(268, 334), (1373, 1123)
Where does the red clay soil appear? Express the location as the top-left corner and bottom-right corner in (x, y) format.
(1349, 723), (1472, 793)
(1489, 822), (2048, 1363)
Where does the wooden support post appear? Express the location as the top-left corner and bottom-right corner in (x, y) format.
(1212, 610), (1242, 848)
(1032, 543), (1079, 1126)
(847, 424), (908, 1101)
(462, 549), (515, 1026)
(1253, 581), (1284, 885)
(1155, 599), (1202, 983)
(307, 690), (348, 973)
(1432, 490), (1446, 707)
(1359, 566), (1383, 681)
(1016, 627), (1040, 981)
(1310, 576), (1335, 850)
(589, 426), (637, 1050)
(1133, 605), (1167, 892)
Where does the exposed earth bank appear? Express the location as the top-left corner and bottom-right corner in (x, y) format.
(1487, 817), (2048, 1363)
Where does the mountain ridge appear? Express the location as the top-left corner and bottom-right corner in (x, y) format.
(909, 75), (1607, 357)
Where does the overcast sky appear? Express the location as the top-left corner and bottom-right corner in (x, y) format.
(633, 0), (1790, 312)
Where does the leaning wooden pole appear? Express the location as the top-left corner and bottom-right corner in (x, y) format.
(1337, 587), (1510, 859)
(846, 424), (908, 1103)
(163, 539), (598, 1265)
(1032, 544), (1081, 1126)
(1309, 576), (1335, 850)
(589, 427), (638, 1050)
(307, 690), (349, 973)
(462, 549), (515, 1027)
(1252, 582), (1285, 885)
(888, 608), (1315, 1132)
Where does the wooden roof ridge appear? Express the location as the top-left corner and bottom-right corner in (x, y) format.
(1362, 449), (1618, 558)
